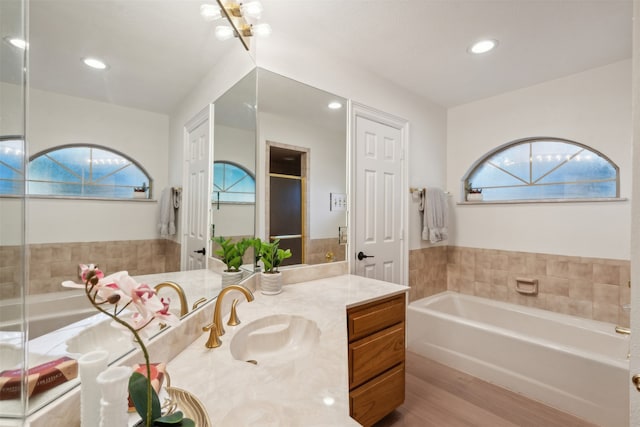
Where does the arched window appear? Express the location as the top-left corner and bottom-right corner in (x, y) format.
(0, 136), (26, 195)
(464, 137), (619, 201)
(213, 161), (255, 204)
(27, 144), (152, 199)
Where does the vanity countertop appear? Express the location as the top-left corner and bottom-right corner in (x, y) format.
(166, 274), (407, 426)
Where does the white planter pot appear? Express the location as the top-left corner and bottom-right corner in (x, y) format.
(466, 193), (483, 201)
(260, 272), (283, 295)
(221, 270), (243, 288)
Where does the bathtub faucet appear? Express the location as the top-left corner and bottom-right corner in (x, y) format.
(615, 326), (630, 335)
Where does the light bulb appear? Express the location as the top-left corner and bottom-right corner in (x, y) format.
(83, 57), (108, 70)
(251, 23), (272, 37)
(242, 1), (263, 18)
(215, 25), (235, 41)
(5, 37), (28, 50)
(469, 39), (497, 54)
(200, 4), (222, 21)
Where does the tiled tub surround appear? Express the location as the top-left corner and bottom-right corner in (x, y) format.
(1, 239), (181, 297)
(408, 246), (631, 327)
(23, 274), (407, 427)
(408, 246), (448, 302)
(306, 238), (347, 264)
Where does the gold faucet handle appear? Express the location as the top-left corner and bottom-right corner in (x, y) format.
(192, 297), (208, 311)
(203, 322), (222, 348)
(227, 298), (241, 326)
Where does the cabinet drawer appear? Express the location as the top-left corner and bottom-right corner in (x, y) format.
(350, 363), (405, 427)
(349, 323), (404, 389)
(347, 294), (405, 342)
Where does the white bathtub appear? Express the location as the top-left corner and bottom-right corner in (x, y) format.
(407, 291), (629, 427)
(0, 290), (95, 339)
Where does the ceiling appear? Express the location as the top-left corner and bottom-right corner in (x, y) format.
(259, 0), (633, 107)
(3, 0), (633, 114)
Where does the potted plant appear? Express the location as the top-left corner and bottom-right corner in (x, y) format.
(258, 238), (292, 295)
(213, 236), (251, 287)
(465, 181), (483, 201)
(133, 182), (148, 199)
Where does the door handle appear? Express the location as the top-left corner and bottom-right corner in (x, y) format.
(194, 247), (206, 256)
(357, 251), (374, 261)
(633, 374), (640, 392)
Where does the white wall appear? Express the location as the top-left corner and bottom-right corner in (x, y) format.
(167, 48), (256, 244)
(26, 88), (170, 243)
(1, 83), (26, 246)
(258, 111), (346, 239)
(255, 37), (448, 251)
(211, 124), (255, 238)
(447, 60), (632, 260)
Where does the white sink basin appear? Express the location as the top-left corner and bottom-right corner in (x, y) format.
(229, 314), (320, 366)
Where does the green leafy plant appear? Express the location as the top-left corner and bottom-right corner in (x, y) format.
(129, 373), (195, 426)
(464, 181), (482, 194)
(250, 238), (263, 269)
(213, 237), (253, 272)
(259, 238), (292, 274)
(134, 182), (148, 192)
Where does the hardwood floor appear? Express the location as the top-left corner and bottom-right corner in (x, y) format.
(374, 351), (599, 427)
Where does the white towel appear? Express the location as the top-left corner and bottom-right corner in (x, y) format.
(158, 187), (176, 237)
(419, 187), (448, 243)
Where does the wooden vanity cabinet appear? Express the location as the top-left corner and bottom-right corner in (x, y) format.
(347, 293), (406, 426)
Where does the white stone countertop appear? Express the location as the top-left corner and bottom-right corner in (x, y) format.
(166, 274), (407, 427)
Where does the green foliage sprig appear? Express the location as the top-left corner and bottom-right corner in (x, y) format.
(259, 238), (292, 274)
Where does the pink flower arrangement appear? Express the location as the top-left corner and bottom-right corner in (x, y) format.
(62, 265), (189, 426)
(63, 265), (180, 337)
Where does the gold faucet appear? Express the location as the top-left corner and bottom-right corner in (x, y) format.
(203, 284), (254, 348)
(615, 326), (631, 335)
(154, 281), (188, 317)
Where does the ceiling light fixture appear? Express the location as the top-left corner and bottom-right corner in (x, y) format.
(328, 101), (342, 110)
(209, 0), (271, 50)
(469, 39), (498, 54)
(4, 37), (28, 50)
(82, 57), (108, 70)
(200, 4), (222, 21)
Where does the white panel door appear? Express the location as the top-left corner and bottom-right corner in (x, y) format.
(184, 112), (210, 270)
(354, 114), (403, 284)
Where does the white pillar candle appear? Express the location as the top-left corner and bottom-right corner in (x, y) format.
(78, 350), (109, 427)
(96, 365), (133, 427)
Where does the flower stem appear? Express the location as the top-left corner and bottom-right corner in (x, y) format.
(85, 285), (153, 427)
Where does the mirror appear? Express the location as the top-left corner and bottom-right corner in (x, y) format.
(0, 0), (28, 420)
(256, 68), (348, 265)
(0, 0), (256, 418)
(211, 69), (257, 271)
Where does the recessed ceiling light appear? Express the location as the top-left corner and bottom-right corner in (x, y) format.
(469, 39), (498, 54)
(4, 37), (28, 50)
(328, 101), (342, 110)
(83, 57), (108, 70)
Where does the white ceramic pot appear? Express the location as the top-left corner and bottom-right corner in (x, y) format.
(260, 272), (283, 295)
(466, 193), (483, 201)
(221, 270), (243, 288)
